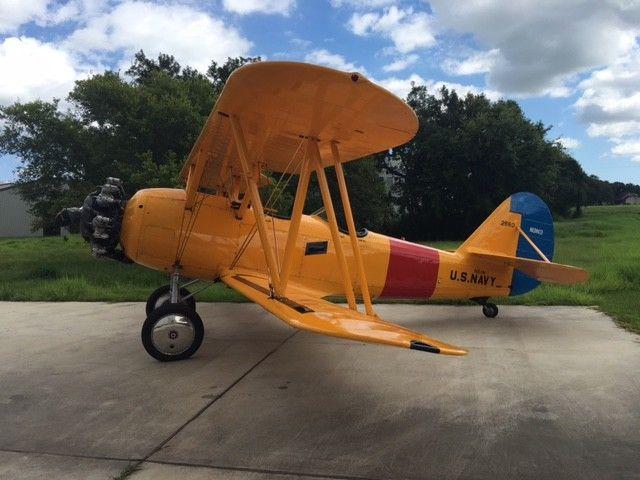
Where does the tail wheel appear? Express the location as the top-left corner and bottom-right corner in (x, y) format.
(141, 304), (204, 362)
(145, 285), (196, 316)
(482, 303), (499, 318)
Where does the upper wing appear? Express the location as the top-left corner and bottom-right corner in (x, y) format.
(222, 270), (467, 356)
(466, 247), (589, 284)
(181, 61), (418, 194)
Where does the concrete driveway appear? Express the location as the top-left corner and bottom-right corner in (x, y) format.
(0, 302), (638, 480)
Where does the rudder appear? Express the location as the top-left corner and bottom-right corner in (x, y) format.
(509, 192), (554, 295)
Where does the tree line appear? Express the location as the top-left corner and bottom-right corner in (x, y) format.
(0, 53), (637, 239)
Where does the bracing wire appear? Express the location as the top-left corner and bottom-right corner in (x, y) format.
(175, 191), (209, 264)
(229, 137), (307, 271)
(173, 116), (225, 267)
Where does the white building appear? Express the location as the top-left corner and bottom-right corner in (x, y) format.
(0, 183), (41, 237)
(620, 193), (640, 205)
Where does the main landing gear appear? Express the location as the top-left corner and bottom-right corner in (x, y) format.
(473, 298), (499, 318)
(141, 270), (210, 362)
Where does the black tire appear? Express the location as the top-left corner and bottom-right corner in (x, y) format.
(482, 303), (499, 318)
(141, 303), (204, 362)
(145, 284), (196, 316)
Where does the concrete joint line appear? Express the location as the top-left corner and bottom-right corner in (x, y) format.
(0, 447), (136, 463)
(146, 458), (384, 480)
(140, 330), (300, 463)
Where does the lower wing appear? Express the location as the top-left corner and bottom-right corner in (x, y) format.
(466, 247), (589, 284)
(222, 270), (467, 356)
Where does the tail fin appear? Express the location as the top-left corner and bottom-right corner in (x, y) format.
(458, 192), (558, 296)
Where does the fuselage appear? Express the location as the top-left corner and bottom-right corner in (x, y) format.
(120, 188), (514, 301)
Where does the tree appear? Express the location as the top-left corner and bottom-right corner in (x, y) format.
(207, 56), (261, 94)
(0, 100), (94, 232)
(0, 54), (248, 230)
(300, 157), (393, 231)
(381, 85), (589, 240)
(126, 50), (181, 81)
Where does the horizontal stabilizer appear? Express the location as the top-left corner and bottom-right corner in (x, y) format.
(466, 247), (588, 285)
(222, 271), (467, 356)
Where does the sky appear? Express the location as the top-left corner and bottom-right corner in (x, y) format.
(1, 0), (640, 183)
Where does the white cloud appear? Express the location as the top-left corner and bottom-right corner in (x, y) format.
(442, 49), (499, 76)
(557, 137), (581, 149)
(376, 73), (502, 101)
(587, 121), (640, 139)
(349, 11), (378, 35)
(611, 140), (640, 162)
(304, 49), (365, 73)
(429, 0), (640, 97)
(575, 51), (640, 125)
(331, 0), (396, 7)
(65, 1), (252, 72)
(348, 6), (436, 53)
(0, 0), (108, 32)
(377, 73), (425, 99)
(290, 37), (311, 48)
(44, 0), (109, 25)
(222, 0), (295, 16)
(0, 36), (87, 105)
(383, 54), (418, 72)
(0, 0), (48, 32)
(574, 46), (640, 162)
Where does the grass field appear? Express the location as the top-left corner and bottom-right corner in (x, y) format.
(0, 205), (638, 331)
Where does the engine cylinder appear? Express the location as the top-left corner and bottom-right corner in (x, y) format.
(56, 177), (128, 261)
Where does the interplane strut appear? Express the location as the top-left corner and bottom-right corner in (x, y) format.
(280, 142), (311, 294)
(331, 142), (375, 316)
(230, 115), (282, 295)
(309, 140), (357, 311)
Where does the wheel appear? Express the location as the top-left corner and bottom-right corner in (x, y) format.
(482, 302), (499, 318)
(145, 284), (196, 316)
(141, 304), (204, 362)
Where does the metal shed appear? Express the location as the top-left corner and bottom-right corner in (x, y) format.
(0, 183), (41, 237)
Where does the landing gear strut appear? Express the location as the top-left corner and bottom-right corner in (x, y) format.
(145, 283), (197, 316)
(142, 267), (204, 362)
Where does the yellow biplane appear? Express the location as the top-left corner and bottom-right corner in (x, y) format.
(59, 62), (588, 361)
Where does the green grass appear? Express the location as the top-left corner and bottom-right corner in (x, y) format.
(0, 235), (244, 303)
(0, 205), (638, 331)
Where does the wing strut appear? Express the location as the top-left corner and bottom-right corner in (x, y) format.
(309, 140), (357, 311)
(280, 141), (311, 294)
(331, 142), (375, 316)
(184, 149), (207, 210)
(230, 114), (282, 295)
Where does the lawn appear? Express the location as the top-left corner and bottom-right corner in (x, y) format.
(0, 205), (638, 331)
(0, 236), (244, 303)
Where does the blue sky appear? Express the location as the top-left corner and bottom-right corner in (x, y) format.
(1, 0), (640, 183)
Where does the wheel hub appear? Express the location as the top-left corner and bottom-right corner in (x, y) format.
(151, 314), (195, 356)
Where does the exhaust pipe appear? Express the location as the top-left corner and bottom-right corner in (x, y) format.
(56, 177), (130, 262)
